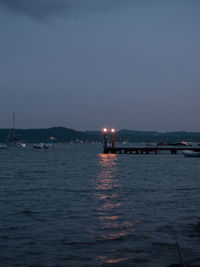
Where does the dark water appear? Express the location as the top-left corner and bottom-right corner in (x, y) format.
(1, 144), (200, 266)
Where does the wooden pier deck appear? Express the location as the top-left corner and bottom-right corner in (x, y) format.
(103, 146), (200, 154)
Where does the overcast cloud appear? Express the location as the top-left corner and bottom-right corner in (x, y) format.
(0, 1), (200, 131)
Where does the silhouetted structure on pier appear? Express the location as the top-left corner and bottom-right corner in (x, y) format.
(103, 129), (200, 154)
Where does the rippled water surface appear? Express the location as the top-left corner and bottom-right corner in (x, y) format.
(1, 144), (200, 266)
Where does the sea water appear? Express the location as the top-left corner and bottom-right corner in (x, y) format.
(0, 144), (200, 266)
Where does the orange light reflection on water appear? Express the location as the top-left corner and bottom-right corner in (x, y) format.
(98, 215), (119, 221)
(95, 153), (137, 266)
(99, 153), (117, 166)
(97, 202), (122, 211)
(102, 231), (127, 240)
(96, 153), (119, 192)
(97, 192), (117, 200)
(97, 255), (131, 264)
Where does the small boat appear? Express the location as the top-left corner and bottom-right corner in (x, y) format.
(33, 143), (54, 149)
(168, 141), (189, 146)
(33, 143), (46, 149)
(182, 150), (200, 157)
(146, 143), (156, 147)
(157, 142), (167, 146)
(0, 144), (8, 149)
(7, 142), (26, 148)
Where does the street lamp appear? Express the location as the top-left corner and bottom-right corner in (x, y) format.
(103, 128), (108, 149)
(111, 129), (115, 148)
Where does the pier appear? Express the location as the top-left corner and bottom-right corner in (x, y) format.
(104, 146), (200, 154)
(102, 128), (200, 154)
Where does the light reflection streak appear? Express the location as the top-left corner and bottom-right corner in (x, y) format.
(102, 231), (127, 240)
(95, 153), (136, 265)
(97, 192), (117, 200)
(97, 255), (130, 264)
(98, 215), (119, 221)
(97, 202), (122, 211)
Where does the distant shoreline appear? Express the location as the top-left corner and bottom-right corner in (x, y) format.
(1, 127), (200, 143)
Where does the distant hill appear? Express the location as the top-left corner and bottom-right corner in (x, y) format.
(116, 129), (200, 143)
(0, 127), (89, 143)
(1, 127), (200, 143)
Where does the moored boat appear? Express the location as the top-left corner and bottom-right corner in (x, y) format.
(0, 144), (8, 149)
(6, 113), (26, 148)
(182, 150), (200, 157)
(33, 143), (54, 149)
(7, 142), (26, 148)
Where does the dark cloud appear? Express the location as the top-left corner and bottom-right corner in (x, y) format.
(0, 0), (73, 18)
(0, 0), (125, 19)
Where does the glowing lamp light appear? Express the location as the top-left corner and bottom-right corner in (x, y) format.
(103, 128), (108, 133)
(111, 129), (115, 133)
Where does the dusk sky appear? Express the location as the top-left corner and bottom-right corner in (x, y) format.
(0, 0), (200, 131)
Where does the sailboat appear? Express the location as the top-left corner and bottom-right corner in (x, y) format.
(6, 112), (26, 148)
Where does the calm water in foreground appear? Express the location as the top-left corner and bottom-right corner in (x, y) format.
(0, 144), (200, 267)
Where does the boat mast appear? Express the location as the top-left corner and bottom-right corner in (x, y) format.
(6, 112), (15, 143)
(13, 112), (15, 138)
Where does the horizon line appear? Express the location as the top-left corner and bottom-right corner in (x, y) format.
(0, 126), (200, 134)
